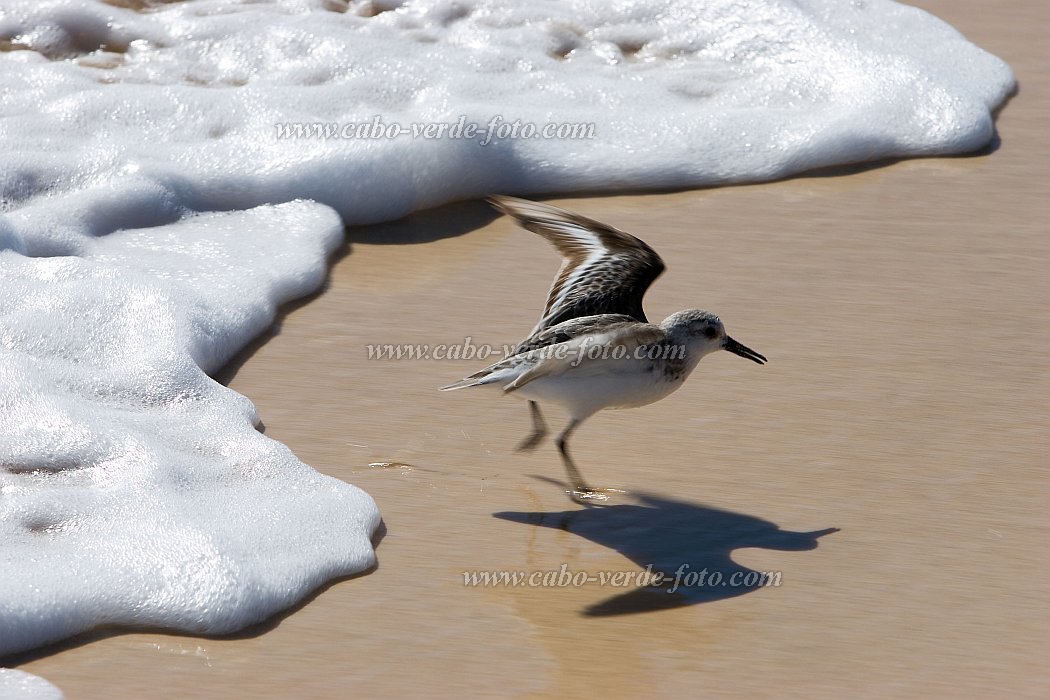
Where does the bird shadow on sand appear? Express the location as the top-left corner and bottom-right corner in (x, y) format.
(494, 488), (837, 617)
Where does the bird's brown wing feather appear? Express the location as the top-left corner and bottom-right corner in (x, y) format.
(489, 196), (665, 336)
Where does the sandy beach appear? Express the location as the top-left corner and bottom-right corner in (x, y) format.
(11, 0), (1048, 697)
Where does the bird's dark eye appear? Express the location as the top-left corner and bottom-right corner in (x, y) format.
(703, 326), (719, 340)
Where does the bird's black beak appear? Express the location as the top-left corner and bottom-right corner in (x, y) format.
(725, 336), (766, 364)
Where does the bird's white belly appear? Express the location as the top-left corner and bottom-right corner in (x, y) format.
(512, 359), (684, 419)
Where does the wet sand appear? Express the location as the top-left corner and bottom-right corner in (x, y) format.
(14, 0), (1049, 697)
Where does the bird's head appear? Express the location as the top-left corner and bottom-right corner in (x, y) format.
(662, 309), (766, 364)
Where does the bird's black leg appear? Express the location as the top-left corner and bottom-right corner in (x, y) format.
(555, 420), (626, 503)
(554, 419), (603, 502)
(516, 401), (548, 452)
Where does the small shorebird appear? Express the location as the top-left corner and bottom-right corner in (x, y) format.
(442, 196), (766, 501)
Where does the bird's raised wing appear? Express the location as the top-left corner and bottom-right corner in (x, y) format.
(489, 196), (665, 336)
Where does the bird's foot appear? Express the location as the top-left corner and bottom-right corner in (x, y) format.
(515, 430), (547, 453)
(569, 486), (626, 504)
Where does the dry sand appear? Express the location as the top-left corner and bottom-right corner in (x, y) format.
(12, 0), (1049, 697)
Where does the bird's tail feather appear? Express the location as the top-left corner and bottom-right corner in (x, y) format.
(440, 368), (504, 391)
(441, 355), (524, 391)
(440, 377), (486, 391)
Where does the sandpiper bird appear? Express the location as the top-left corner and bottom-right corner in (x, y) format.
(442, 196), (766, 501)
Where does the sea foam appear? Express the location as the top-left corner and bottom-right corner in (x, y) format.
(2, 203), (378, 658)
(0, 668), (63, 700)
(1, 0), (1012, 658)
